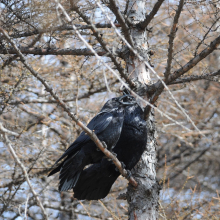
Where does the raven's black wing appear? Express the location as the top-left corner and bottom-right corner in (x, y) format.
(48, 111), (116, 190)
(52, 111), (113, 165)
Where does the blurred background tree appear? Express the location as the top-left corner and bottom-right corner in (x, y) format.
(0, 0), (220, 219)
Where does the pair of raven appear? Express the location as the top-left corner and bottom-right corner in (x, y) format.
(48, 94), (147, 200)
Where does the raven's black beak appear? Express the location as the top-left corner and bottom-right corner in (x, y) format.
(123, 88), (131, 96)
(118, 95), (136, 106)
(120, 101), (136, 105)
(118, 94), (127, 102)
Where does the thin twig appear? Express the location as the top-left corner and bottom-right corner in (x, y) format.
(44, 204), (102, 219)
(165, 146), (209, 183)
(194, 16), (220, 56)
(164, 0), (184, 81)
(169, 69), (220, 84)
(24, 194), (30, 220)
(2, 33), (42, 69)
(79, 201), (91, 218)
(0, 71), (26, 115)
(148, 32), (220, 107)
(1, 132), (48, 219)
(168, 35), (220, 82)
(98, 200), (120, 220)
(0, 123), (19, 137)
(8, 23), (118, 38)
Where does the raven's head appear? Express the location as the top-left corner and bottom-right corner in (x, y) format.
(118, 94), (136, 106)
(101, 95), (136, 112)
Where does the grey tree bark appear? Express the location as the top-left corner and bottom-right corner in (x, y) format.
(125, 1), (160, 219)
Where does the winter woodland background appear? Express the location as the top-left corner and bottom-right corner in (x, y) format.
(0, 0), (220, 219)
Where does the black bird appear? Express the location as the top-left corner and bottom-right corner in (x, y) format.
(48, 95), (136, 191)
(73, 101), (148, 200)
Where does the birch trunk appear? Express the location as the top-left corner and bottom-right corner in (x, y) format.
(125, 1), (160, 219)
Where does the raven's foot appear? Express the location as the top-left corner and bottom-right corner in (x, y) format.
(111, 152), (117, 157)
(115, 162), (126, 172)
(103, 155), (112, 161)
(126, 170), (132, 179)
(102, 141), (107, 148)
(121, 162), (126, 169)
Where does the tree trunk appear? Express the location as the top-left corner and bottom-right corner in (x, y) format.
(125, 1), (160, 219)
(127, 111), (160, 220)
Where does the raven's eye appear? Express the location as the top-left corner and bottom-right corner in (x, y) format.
(125, 96), (135, 102)
(139, 122), (145, 128)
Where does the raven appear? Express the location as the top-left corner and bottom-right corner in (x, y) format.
(48, 95), (136, 191)
(73, 102), (148, 200)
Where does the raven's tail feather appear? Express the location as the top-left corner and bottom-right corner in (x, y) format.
(59, 170), (82, 191)
(58, 151), (85, 191)
(47, 162), (63, 177)
(73, 162), (120, 200)
(48, 150), (80, 177)
(48, 150), (85, 191)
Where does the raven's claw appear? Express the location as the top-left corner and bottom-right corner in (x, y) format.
(126, 170), (132, 179)
(121, 162), (126, 169)
(102, 141), (107, 148)
(111, 152), (117, 157)
(115, 161), (125, 172)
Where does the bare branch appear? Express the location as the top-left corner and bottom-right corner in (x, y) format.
(0, 123), (19, 137)
(169, 69), (220, 84)
(137, 0), (165, 30)
(0, 46), (116, 57)
(9, 23), (118, 38)
(2, 34), (42, 69)
(164, 0), (185, 81)
(148, 34), (220, 106)
(194, 16), (220, 56)
(169, 35), (220, 82)
(107, 0), (134, 46)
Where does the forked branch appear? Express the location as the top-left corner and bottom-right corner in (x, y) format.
(137, 0), (165, 30)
